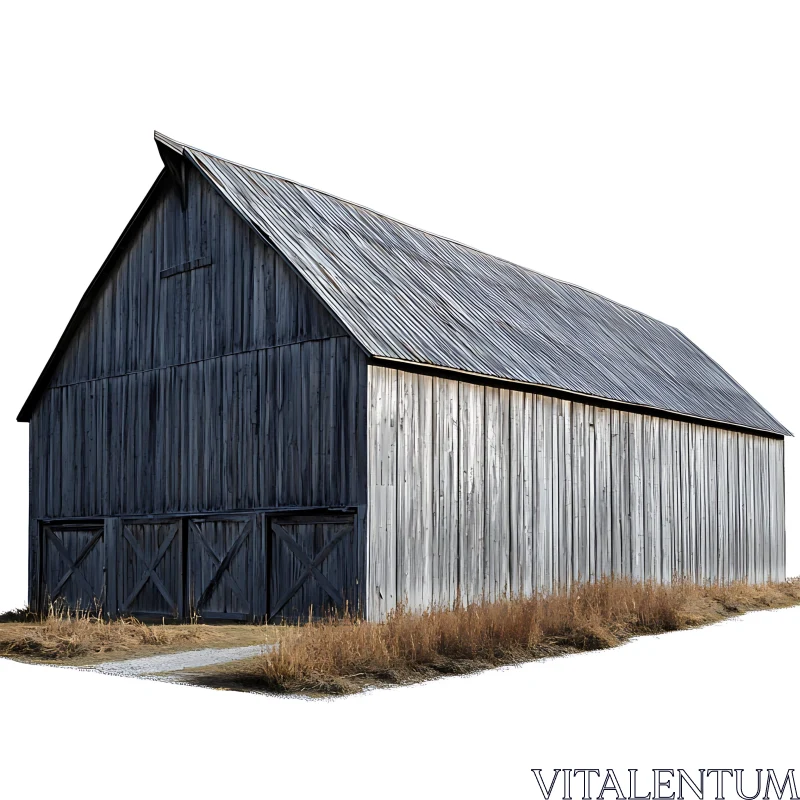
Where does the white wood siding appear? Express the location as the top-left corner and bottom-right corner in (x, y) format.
(366, 366), (786, 620)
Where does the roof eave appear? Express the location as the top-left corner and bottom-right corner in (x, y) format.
(368, 355), (793, 438)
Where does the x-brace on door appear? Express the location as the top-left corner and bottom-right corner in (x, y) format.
(268, 513), (357, 622)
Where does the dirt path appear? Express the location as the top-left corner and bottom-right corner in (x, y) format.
(92, 644), (274, 677)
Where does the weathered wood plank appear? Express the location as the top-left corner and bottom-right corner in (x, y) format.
(484, 387), (510, 601)
(458, 382), (485, 604)
(509, 391), (532, 596)
(595, 406), (612, 580)
(416, 374), (434, 610)
(642, 415), (659, 582)
(658, 420), (674, 583)
(610, 409), (623, 578)
(572, 402), (588, 583)
(395, 371), (434, 611)
(534, 394), (551, 591)
(366, 366), (398, 620)
(560, 400), (573, 589)
(396, 369), (414, 608)
(716, 428), (728, 583)
(433, 377), (459, 608)
(775, 439), (786, 582)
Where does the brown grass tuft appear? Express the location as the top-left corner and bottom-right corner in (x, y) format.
(258, 578), (800, 695)
(0, 605), (207, 660)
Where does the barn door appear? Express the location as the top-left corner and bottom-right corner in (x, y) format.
(40, 522), (105, 613)
(188, 515), (261, 620)
(118, 520), (183, 618)
(269, 514), (357, 622)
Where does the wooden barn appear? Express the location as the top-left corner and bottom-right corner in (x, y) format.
(18, 131), (790, 622)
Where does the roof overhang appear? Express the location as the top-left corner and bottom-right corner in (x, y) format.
(368, 356), (790, 439)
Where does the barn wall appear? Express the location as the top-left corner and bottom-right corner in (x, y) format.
(366, 365), (785, 620)
(30, 164), (367, 518)
(29, 337), (367, 517)
(27, 166), (369, 609)
(46, 167), (346, 387)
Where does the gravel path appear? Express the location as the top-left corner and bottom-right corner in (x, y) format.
(93, 644), (273, 677)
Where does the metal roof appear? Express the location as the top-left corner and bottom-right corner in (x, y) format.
(18, 132), (790, 436)
(156, 133), (788, 437)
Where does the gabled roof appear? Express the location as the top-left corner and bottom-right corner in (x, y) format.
(18, 132), (790, 437)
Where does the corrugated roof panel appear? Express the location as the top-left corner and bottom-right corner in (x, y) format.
(178, 135), (789, 436)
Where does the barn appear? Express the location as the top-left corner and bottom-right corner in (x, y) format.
(18, 131), (790, 622)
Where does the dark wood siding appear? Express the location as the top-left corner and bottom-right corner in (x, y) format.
(268, 513), (358, 621)
(187, 514), (264, 621)
(27, 165), (368, 608)
(30, 338), (366, 518)
(39, 522), (106, 612)
(118, 520), (183, 618)
(46, 167), (346, 387)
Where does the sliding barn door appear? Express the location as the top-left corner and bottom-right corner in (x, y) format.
(268, 514), (357, 622)
(118, 520), (183, 618)
(40, 522), (105, 613)
(187, 515), (264, 620)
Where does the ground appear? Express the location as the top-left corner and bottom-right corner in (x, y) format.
(2, 581), (798, 693)
(1, 605), (797, 800)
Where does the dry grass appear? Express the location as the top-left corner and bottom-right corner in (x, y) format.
(0, 606), (276, 663)
(3, 579), (798, 691)
(256, 578), (800, 695)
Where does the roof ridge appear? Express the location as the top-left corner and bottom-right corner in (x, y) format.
(161, 131), (675, 331)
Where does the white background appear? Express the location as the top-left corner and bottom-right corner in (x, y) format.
(0, 2), (797, 796)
